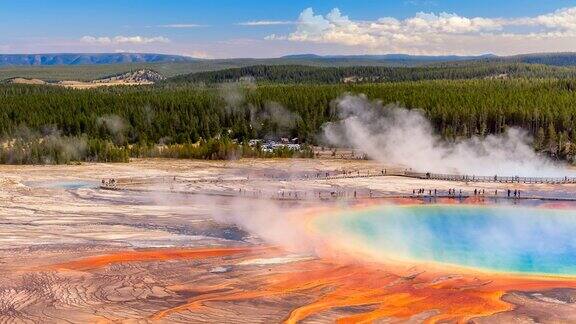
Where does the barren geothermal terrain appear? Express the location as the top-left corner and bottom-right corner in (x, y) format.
(3, 158), (576, 323)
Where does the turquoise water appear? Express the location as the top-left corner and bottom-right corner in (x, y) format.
(26, 180), (97, 190)
(316, 205), (576, 275)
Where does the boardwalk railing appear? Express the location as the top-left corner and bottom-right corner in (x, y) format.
(404, 172), (576, 184)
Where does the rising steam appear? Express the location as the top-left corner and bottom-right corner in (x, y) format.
(220, 81), (301, 139)
(97, 115), (126, 144)
(0, 126), (87, 164)
(147, 190), (316, 253)
(323, 94), (565, 177)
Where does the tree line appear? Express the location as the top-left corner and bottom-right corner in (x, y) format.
(2, 78), (576, 163)
(165, 63), (576, 84)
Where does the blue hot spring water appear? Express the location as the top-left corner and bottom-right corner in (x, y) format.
(315, 205), (576, 275)
(26, 180), (97, 190)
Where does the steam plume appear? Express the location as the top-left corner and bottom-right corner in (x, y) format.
(250, 101), (301, 139)
(97, 115), (126, 144)
(219, 81), (301, 139)
(323, 94), (565, 177)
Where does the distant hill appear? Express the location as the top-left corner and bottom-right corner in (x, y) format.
(58, 69), (166, 89)
(165, 63), (576, 85)
(3, 69), (166, 89)
(281, 53), (576, 68)
(281, 53), (496, 65)
(0, 53), (197, 66)
(3, 52), (576, 68)
(0, 52), (489, 68)
(496, 53), (576, 67)
(3, 52), (576, 82)
(94, 69), (166, 84)
(4, 77), (46, 85)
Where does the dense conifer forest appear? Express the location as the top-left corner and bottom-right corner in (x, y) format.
(2, 66), (576, 163)
(166, 63), (576, 84)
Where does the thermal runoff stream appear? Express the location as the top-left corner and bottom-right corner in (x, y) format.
(313, 204), (576, 275)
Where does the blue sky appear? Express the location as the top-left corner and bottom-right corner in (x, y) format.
(2, 0), (576, 57)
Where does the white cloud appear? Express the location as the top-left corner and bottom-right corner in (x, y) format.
(268, 7), (576, 55)
(114, 49), (137, 53)
(181, 50), (212, 59)
(80, 36), (112, 44)
(529, 7), (576, 31)
(80, 35), (170, 45)
(158, 24), (207, 28)
(264, 34), (287, 41)
(238, 20), (294, 26)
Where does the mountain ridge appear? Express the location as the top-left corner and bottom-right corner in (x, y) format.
(0, 53), (197, 66)
(281, 53), (496, 61)
(3, 52), (576, 67)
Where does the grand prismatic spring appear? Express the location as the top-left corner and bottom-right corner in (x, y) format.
(3, 159), (576, 323)
(313, 204), (576, 275)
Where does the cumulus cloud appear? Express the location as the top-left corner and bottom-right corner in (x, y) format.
(80, 35), (170, 45)
(182, 50), (212, 59)
(528, 7), (576, 31)
(114, 49), (137, 53)
(267, 7), (576, 54)
(238, 20), (295, 26)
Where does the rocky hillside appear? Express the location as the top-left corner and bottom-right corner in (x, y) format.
(4, 77), (47, 85)
(3, 69), (166, 89)
(93, 69), (166, 84)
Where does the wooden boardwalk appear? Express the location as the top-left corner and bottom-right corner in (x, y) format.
(99, 183), (576, 203)
(404, 172), (576, 184)
(97, 169), (576, 202)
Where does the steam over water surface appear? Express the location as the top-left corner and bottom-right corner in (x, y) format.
(315, 205), (576, 275)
